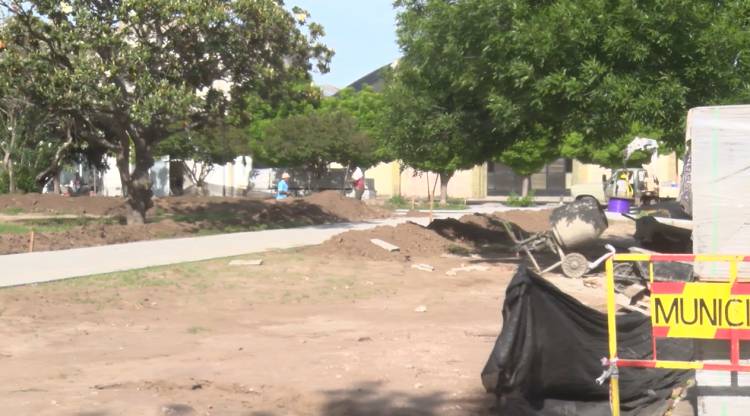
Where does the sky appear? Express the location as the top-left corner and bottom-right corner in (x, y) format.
(286, 1), (401, 88)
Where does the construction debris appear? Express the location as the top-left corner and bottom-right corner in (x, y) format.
(446, 264), (490, 276)
(370, 238), (400, 252)
(228, 259), (263, 266)
(411, 263), (435, 272)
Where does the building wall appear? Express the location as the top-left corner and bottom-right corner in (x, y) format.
(184, 156), (252, 196)
(364, 161), (484, 199)
(98, 155), (252, 197)
(367, 153), (683, 200)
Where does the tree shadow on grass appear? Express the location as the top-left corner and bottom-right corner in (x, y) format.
(164, 199), (348, 233)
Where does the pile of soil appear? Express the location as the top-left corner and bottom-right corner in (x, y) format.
(309, 222), (454, 261)
(311, 209), (555, 262)
(492, 209), (553, 233)
(0, 191), (392, 255)
(299, 191), (390, 221)
(0, 194), (125, 216)
(427, 214), (511, 246)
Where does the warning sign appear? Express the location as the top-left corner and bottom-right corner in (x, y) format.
(651, 281), (750, 339)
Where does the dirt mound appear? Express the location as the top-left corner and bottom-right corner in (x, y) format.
(0, 194), (125, 216)
(491, 209), (553, 233)
(0, 191), (393, 255)
(309, 222), (453, 261)
(301, 191), (390, 221)
(428, 215), (511, 246)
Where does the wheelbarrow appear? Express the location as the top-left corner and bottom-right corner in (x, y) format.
(501, 199), (614, 278)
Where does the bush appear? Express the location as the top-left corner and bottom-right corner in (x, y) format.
(387, 195), (408, 206)
(506, 191), (535, 207)
(0, 167), (42, 194)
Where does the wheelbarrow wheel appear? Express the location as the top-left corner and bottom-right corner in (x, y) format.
(562, 252), (588, 278)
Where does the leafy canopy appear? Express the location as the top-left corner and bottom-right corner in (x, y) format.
(395, 0), (750, 170)
(0, 0), (331, 221)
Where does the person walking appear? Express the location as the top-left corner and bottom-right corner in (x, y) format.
(351, 166), (365, 200)
(276, 172), (291, 200)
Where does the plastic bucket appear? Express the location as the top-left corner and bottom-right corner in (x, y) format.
(607, 198), (631, 213)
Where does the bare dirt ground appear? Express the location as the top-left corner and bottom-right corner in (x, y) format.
(0, 208), (625, 416)
(0, 253), (608, 416)
(0, 192), (391, 255)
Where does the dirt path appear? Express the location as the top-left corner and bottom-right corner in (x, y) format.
(0, 249), (606, 415)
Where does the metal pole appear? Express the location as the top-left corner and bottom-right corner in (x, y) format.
(605, 257), (621, 416)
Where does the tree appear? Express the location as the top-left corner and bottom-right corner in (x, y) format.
(252, 110), (376, 190)
(380, 75), (475, 205)
(387, 1), (516, 205)
(249, 86), (387, 192)
(322, 87), (384, 140)
(0, 92), (41, 193)
(156, 124), (248, 195)
(1, 0), (331, 223)
(499, 136), (557, 197)
(395, 0), (750, 172)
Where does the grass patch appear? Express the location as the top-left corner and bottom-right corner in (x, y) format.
(1, 207), (24, 215)
(0, 223), (31, 234)
(189, 219), (314, 236)
(172, 211), (237, 224)
(0, 217), (119, 235)
(504, 191), (536, 207)
(447, 244), (472, 257)
(386, 196), (467, 210)
(49, 266), (182, 289)
(187, 326), (209, 334)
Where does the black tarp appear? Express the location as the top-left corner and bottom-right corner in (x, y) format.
(482, 266), (693, 416)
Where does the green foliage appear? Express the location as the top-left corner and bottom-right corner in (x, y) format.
(1, 0), (331, 221)
(250, 86), (387, 181)
(381, 63), (488, 181)
(253, 111), (376, 177)
(387, 195), (408, 207)
(158, 124), (248, 166)
(394, 0), (750, 170)
(505, 191), (536, 208)
(384, 195), (467, 210)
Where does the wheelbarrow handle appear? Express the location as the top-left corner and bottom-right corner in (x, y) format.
(588, 244), (617, 270)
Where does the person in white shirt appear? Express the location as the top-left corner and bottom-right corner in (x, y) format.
(351, 167), (365, 200)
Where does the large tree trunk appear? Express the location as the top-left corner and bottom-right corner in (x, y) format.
(117, 137), (154, 225)
(53, 174), (61, 194)
(439, 171), (453, 206)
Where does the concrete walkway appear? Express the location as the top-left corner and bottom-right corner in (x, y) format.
(0, 216), (442, 288)
(0, 204), (560, 288)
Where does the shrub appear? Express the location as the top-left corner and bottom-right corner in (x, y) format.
(506, 191), (535, 207)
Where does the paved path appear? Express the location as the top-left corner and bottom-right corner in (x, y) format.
(0, 204), (561, 288)
(0, 216), (443, 288)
